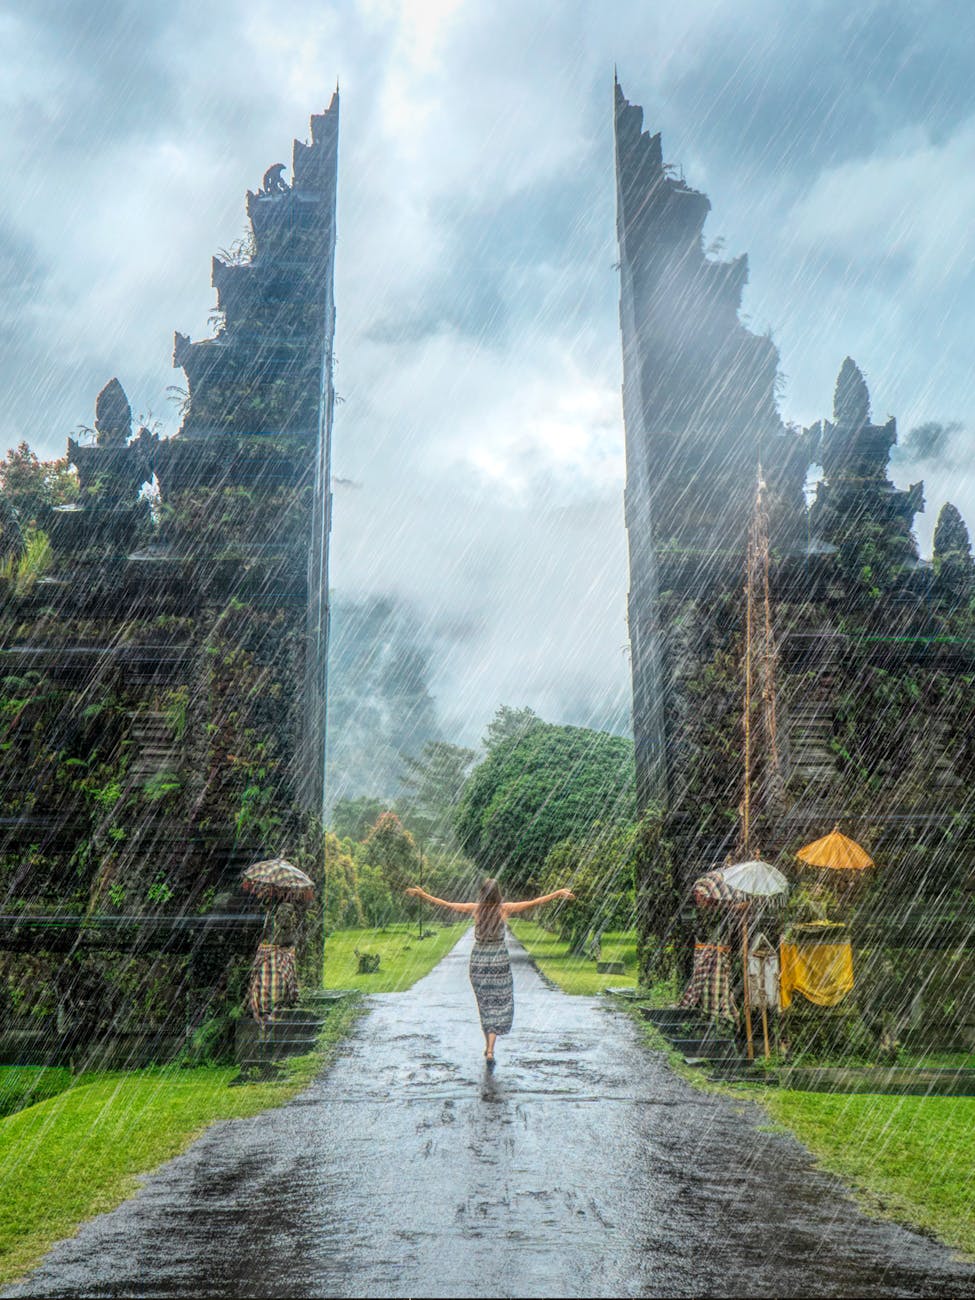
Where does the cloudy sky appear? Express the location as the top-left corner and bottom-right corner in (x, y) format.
(3, 0), (975, 746)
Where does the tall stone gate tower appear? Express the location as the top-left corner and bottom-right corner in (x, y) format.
(0, 98), (339, 1063)
(615, 81), (974, 1030)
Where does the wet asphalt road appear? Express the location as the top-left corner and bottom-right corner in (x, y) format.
(8, 931), (975, 1299)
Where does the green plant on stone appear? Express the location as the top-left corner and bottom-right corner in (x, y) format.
(12, 529), (53, 596)
(143, 771), (183, 802)
(146, 876), (173, 905)
(90, 779), (123, 808)
(195, 886), (217, 915)
(162, 688), (189, 742)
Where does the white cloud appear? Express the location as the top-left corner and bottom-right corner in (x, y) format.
(4, 0), (975, 747)
(787, 119), (975, 289)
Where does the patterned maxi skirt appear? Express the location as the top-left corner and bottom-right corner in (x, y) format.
(679, 942), (738, 1024)
(248, 942), (299, 1028)
(469, 939), (514, 1036)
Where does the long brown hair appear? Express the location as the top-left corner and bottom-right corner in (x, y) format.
(475, 877), (503, 942)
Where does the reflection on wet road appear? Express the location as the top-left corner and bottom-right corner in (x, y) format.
(8, 932), (975, 1298)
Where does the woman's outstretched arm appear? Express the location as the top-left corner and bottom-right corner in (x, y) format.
(404, 886), (477, 915)
(502, 888), (575, 917)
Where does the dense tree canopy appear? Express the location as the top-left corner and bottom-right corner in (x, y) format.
(0, 441), (78, 527)
(481, 704), (542, 753)
(455, 721), (635, 891)
(330, 796), (388, 843)
(539, 823), (636, 951)
(363, 811), (419, 897)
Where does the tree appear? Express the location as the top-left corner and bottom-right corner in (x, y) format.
(399, 741), (476, 848)
(0, 442), (78, 527)
(323, 832), (365, 931)
(540, 823), (636, 951)
(455, 720), (635, 891)
(363, 811), (419, 898)
(330, 796), (387, 843)
(482, 705), (542, 753)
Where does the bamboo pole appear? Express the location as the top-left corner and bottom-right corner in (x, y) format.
(758, 949), (771, 1059)
(742, 909), (754, 1061)
(741, 483), (756, 1062)
(742, 530), (753, 857)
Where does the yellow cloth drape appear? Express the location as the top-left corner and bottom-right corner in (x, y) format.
(779, 941), (854, 1010)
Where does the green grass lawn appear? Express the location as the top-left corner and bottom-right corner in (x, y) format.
(897, 1050), (975, 1069)
(764, 1090), (975, 1258)
(633, 997), (975, 1257)
(323, 922), (468, 992)
(0, 997), (361, 1287)
(0, 1067), (73, 1120)
(509, 922), (655, 996)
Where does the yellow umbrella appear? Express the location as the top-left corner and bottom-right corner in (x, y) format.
(796, 826), (873, 871)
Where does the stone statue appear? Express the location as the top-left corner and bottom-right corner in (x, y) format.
(261, 163), (288, 195)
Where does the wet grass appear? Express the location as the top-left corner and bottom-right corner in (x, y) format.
(323, 922), (468, 992)
(0, 1067), (73, 1120)
(509, 923), (666, 997)
(631, 1009), (975, 1258)
(764, 1090), (975, 1259)
(0, 996), (363, 1287)
(896, 1049), (975, 1069)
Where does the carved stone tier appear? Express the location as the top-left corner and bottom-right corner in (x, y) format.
(0, 912), (262, 956)
(67, 426), (156, 500)
(44, 500), (150, 552)
(818, 417), (897, 480)
(0, 644), (193, 685)
(809, 359), (924, 552)
(154, 432), (313, 491)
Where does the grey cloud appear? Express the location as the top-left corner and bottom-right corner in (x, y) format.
(4, 0), (975, 752)
(894, 421), (965, 466)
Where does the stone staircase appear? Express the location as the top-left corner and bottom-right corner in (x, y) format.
(637, 1006), (774, 1083)
(126, 710), (179, 780)
(234, 989), (352, 1080)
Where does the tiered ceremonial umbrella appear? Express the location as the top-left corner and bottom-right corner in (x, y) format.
(242, 858), (315, 904)
(797, 826), (873, 871)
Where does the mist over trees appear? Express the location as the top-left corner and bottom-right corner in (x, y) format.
(399, 741), (476, 850)
(325, 596), (439, 811)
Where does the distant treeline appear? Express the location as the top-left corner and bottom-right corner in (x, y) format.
(326, 706), (638, 948)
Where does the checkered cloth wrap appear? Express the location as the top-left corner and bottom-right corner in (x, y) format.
(248, 942), (299, 1027)
(679, 942), (738, 1024)
(469, 939), (514, 1036)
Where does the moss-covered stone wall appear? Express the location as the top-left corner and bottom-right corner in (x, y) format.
(0, 100), (340, 1061)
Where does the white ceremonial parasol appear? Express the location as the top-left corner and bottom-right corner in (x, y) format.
(720, 859), (789, 898)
